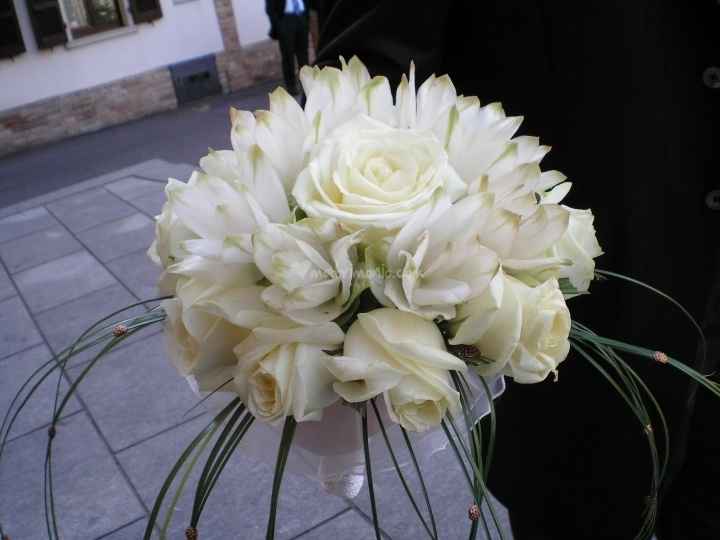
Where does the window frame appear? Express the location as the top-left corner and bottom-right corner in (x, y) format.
(57, 0), (133, 43)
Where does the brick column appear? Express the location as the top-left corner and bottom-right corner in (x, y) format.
(213, 0), (249, 92)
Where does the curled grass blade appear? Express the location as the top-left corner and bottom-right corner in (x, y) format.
(399, 427), (438, 540)
(145, 398), (240, 539)
(266, 416), (297, 540)
(362, 405), (382, 540)
(370, 400), (436, 539)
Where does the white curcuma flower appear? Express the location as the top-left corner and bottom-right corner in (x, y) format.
(234, 318), (344, 423)
(293, 115), (466, 230)
(379, 193), (500, 320)
(325, 308), (466, 432)
(451, 273), (571, 384)
(553, 207), (603, 292)
(253, 218), (363, 324)
(148, 150), (291, 289)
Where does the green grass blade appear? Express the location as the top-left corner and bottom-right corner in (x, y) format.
(595, 269), (707, 364)
(195, 413), (255, 520)
(144, 398), (240, 539)
(266, 416), (297, 540)
(191, 403), (246, 526)
(362, 405), (382, 540)
(399, 427), (438, 540)
(370, 400), (436, 539)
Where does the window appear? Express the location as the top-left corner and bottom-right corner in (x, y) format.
(60, 0), (125, 39)
(0, 0), (26, 58)
(24, 0), (162, 49)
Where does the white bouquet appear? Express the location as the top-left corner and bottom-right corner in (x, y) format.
(1, 57), (715, 540)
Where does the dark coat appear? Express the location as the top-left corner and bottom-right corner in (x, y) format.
(317, 1), (720, 538)
(266, 0), (309, 39)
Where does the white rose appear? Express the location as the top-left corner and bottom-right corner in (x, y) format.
(253, 218), (363, 324)
(509, 278), (571, 383)
(451, 273), (570, 384)
(292, 115), (466, 230)
(325, 308), (466, 432)
(162, 298), (248, 394)
(554, 207), (603, 292)
(234, 319), (344, 423)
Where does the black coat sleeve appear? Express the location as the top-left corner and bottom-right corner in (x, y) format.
(315, 0), (452, 86)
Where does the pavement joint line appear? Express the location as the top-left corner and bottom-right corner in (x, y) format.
(3, 248), (87, 278)
(100, 187), (161, 241)
(289, 507), (353, 539)
(112, 409), (208, 455)
(42, 204), (148, 310)
(5, 409), (84, 445)
(0, 217), (60, 247)
(0, 340), (47, 364)
(0, 247), (152, 521)
(92, 515), (147, 540)
(343, 498), (395, 540)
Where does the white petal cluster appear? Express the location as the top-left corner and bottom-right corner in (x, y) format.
(150, 57), (603, 431)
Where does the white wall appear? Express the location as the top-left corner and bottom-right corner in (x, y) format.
(0, 0), (225, 110)
(234, 0), (271, 46)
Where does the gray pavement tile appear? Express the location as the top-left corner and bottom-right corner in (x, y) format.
(0, 296), (43, 359)
(46, 188), (136, 233)
(76, 213), (156, 262)
(0, 225), (82, 273)
(117, 415), (349, 540)
(14, 251), (117, 313)
(127, 189), (167, 217)
(352, 431), (513, 540)
(106, 249), (160, 301)
(0, 206), (58, 243)
(133, 161), (195, 183)
(0, 263), (13, 301)
(294, 509), (378, 539)
(105, 176), (165, 201)
(34, 283), (149, 367)
(97, 518), (150, 539)
(0, 344), (81, 440)
(70, 333), (197, 451)
(0, 412), (145, 540)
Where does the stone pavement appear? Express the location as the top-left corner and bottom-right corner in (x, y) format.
(0, 155), (513, 539)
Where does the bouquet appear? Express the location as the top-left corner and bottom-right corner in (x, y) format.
(1, 57), (716, 540)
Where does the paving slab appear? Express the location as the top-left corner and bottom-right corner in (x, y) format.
(14, 251), (117, 313)
(97, 518), (150, 539)
(105, 176), (166, 201)
(76, 212), (156, 262)
(127, 188), (167, 217)
(106, 249), (161, 301)
(0, 206), (57, 243)
(0, 344), (81, 440)
(34, 283), (149, 367)
(294, 509), (381, 539)
(70, 332), (197, 451)
(0, 412), (145, 540)
(0, 225), (82, 273)
(0, 296), (43, 359)
(117, 415), (349, 540)
(46, 188), (136, 233)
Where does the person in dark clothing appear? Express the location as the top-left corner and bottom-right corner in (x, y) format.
(266, 0), (309, 95)
(316, 1), (720, 538)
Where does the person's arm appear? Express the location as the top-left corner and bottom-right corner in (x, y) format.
(266, 0), (280, 40)
(316, 0), (453, 86)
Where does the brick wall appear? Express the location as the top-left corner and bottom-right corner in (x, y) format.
(0, 67), (177, 157)
(0, 42), (281, 158)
